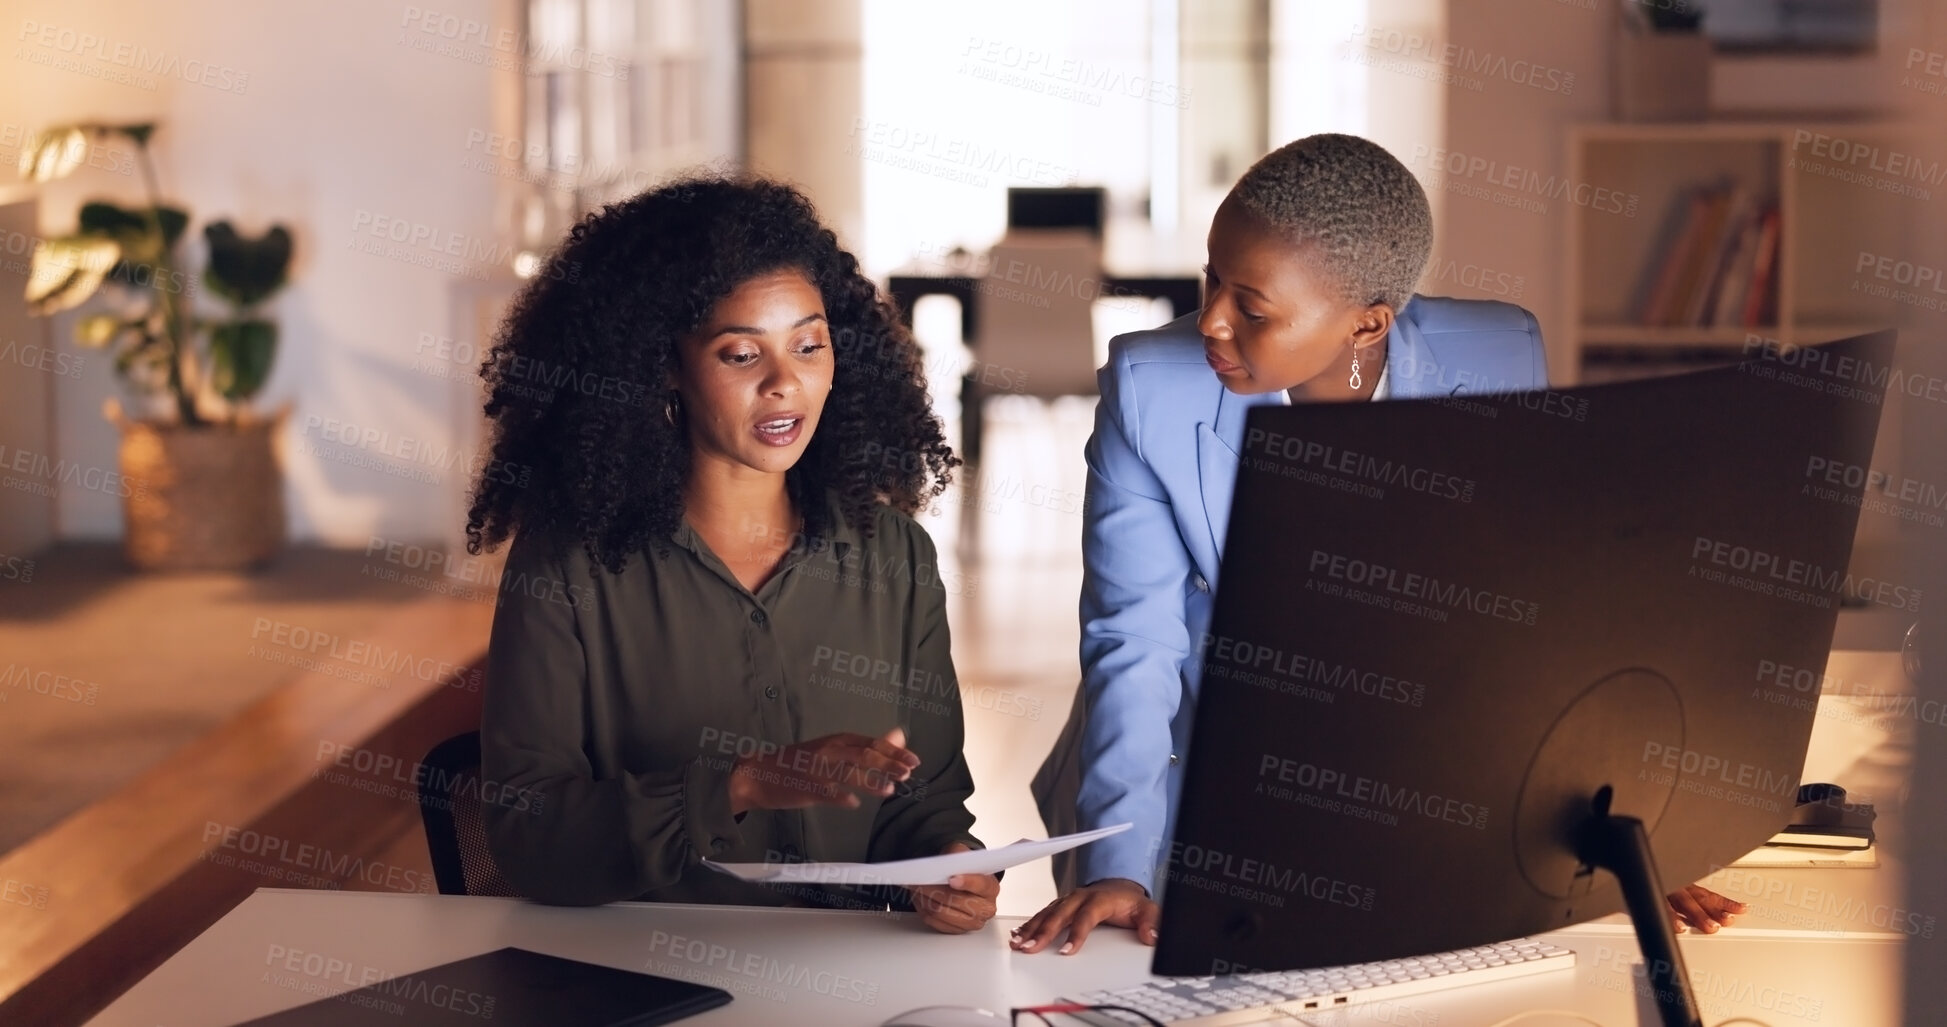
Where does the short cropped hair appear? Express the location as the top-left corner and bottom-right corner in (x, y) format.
(1228, 133), (1433, 312)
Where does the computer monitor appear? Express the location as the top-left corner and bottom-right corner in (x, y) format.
(1153, 330), (1897, 1027)
(1006, 186), (1106, 236)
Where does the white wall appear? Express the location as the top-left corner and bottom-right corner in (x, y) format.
(3, 0), (508, 545)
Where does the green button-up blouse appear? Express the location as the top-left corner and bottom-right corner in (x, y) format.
(481, 495), (981, 907)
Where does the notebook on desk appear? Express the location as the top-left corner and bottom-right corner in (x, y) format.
(233, 946), (732, 1026)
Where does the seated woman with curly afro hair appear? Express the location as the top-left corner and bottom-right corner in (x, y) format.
(466, 174), (999, 933)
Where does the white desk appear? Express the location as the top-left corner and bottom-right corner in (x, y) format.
(87, 890), (1909, 1027)
(90, 650), (1921, 1026)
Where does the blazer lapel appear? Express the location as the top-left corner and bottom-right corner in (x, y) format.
(1197, 384), (1282, 573)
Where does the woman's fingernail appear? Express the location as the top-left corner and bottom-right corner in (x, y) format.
(1059, 943), (1074, 955)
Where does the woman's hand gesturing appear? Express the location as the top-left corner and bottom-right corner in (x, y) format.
(727, 727), (920, 813)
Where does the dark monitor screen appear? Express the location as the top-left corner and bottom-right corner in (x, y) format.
(1006, 187), (1106, 236)
(1154, 331), (1895, 983)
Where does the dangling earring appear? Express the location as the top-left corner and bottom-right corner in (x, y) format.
(1349, 350), (1363, 391)
(664, 392), (682, 428)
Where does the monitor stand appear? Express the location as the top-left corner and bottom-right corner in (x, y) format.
(1579, 792), (1703, 1027)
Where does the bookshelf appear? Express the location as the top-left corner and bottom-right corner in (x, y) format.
(1564, 120), (1920, 384)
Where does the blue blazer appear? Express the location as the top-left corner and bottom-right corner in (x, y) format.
(1074, 294), (1548, 891)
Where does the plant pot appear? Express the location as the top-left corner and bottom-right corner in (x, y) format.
(1614, 29), (1711, 122)
(107, 399), (290, 571)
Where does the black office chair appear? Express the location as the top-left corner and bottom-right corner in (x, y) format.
(418, 731), (522, 897)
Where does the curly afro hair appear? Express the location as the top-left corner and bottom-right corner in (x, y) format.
(465, 172), (958, 574)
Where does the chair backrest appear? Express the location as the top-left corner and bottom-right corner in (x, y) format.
(977, 229), (1103, 398)
(418, 731), (522, 897)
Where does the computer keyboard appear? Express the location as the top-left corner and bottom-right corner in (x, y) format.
(1060, 937), (1575, 1025)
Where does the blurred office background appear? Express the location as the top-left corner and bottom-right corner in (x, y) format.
(1, 1), (1944, 1022)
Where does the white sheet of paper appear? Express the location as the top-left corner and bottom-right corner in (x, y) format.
(703, 822), (1133, 887)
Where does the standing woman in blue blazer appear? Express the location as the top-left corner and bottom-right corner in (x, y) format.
(1013, 134), (1744, 954)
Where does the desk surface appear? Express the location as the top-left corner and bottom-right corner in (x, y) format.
(89, 891), (1908, 1027)
(92, 650), (1922, 1027)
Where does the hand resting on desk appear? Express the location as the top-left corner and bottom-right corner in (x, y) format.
(1010, 880), (1745, 954)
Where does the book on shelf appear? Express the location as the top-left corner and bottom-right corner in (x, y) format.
(1630, 182), (1779, 330)
(1741, 205), (1781, 328)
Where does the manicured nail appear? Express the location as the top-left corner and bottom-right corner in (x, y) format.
(1059, 943), (1074, 955)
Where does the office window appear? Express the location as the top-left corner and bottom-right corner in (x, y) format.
(514, 0), (739, 263)
(858, 0), (1169, 276)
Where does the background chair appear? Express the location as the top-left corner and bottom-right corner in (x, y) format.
(976, 228), (1105, 407)
(417, 731), (522, 897)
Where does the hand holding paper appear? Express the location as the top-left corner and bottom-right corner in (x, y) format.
(703, 823), (1133, 888)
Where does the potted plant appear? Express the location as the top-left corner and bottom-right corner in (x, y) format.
(1615, 0), (1711, 122)
(19, 121), (295, 570)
